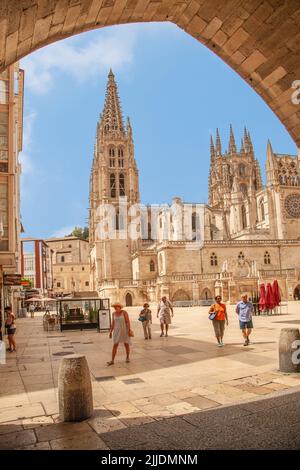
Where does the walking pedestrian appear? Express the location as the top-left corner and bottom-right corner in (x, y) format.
(157, 296), (173, 337)
(4, 306), (16, 352)
(107, 302), (132, 366)
(29, 303), (35, 318)
(236, 293), (254, 346)
(208, 295), (228, 347)
(139, 303), (152, 339)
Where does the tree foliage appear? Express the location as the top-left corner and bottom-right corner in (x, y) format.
(67, 226), (89, 240)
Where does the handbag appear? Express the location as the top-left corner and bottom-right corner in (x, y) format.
(138, 316), (146, 322)
(209, 311), (218, 321)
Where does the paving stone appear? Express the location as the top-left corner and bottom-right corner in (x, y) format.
(184, 395), (221, 410)
(50, 431), (109, 450)
(22, 415), (54, 429)
(0, 421), (22, 435)
(0, 403), (45, 423)
(88, 416), (127, 434)
(35, 421), (91, 442)
(18, 441), (51, 450)
(0, 429), (36, 449)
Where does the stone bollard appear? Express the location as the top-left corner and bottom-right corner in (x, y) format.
(279, 328), (300, 373)
(58, 354), (93, 422)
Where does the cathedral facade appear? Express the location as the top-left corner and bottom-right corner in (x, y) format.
(89, 71), (300, 306)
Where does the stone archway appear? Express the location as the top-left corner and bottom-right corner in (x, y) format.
(172, 289), (190, 302)
(0, 1), (300, 147)
(125, 291), (133, 306)
(200, 288), (213, 301)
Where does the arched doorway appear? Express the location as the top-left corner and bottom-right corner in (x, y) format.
(1, 2), (300, 147)
(172, 289), (190, 302)
(125, 292), (133, 306)
(201, 288), (213, 301)
(294, 285), (300, 300)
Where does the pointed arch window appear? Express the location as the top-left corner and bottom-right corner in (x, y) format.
(240, 184), (247, 196)
(149, 260), (155, 272)
(109, 147), (115, 167)
(119, 173), (125, 196)
(238, 251), (245, 261)
(110, 173), (116, 198)
(210, 253), (218, 266)
(264, 251), (271, 265)
(239, 164), (246, 177)
(259, 199), (265, 221)
(241, 205), (247, 229)
(118, 147), (124, 167)
(116, 208), (124, 231)
(148, 222), (152, 240)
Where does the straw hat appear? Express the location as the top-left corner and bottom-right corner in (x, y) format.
(112, 301), (123, 308)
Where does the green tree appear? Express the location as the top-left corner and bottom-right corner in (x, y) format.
(68, 226), (89, 240)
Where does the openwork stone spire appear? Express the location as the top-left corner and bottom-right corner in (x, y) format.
(210, 135), (215, 158)
(215, 128), (222, 156)
(101, 69), (125, 136)
(229, 124), (237, 154)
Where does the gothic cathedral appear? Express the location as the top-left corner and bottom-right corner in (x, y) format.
(89, 71), (300, 306)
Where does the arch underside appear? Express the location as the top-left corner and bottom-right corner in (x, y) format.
(0, 1), (300, 146)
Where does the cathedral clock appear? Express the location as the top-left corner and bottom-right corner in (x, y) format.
(284, 193), (300, 218)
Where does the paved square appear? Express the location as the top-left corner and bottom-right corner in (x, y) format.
(0, 302), (300, 449)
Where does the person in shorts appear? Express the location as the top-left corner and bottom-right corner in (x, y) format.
(236, 293), (254, 346)
(4, 306), (16, 352)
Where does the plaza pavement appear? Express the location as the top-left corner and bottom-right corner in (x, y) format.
(0, 302), (300, 450)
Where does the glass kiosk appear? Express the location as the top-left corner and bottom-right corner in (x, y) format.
(57, 298), (111, 332)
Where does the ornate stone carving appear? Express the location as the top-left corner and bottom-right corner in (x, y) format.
(284, 193), (300, 218)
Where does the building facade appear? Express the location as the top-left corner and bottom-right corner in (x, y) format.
(46, 236), (90, 295)
(21, 239), (53, 294)
(89, 72), (300, 306)
(0, 63), (24, 315)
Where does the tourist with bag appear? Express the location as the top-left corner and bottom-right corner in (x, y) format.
(4, 306), (17, 353)
(208, 295), (228, 347)
(107, 302), (132, 365)
(139, 303), (152, 339)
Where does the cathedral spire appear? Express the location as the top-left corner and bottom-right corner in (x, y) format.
(229, 124), (237, 154)
(240, 138), (245, 154)
(215, 128), (222, 156)
(210, 135), (215, 158)
(243, 126), (249, 151)
(101, 69), (125, 136)
(247, 129), (253, 152)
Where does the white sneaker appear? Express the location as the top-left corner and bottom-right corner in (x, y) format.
(218, 343), (223, 347)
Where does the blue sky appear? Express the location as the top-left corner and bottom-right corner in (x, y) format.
(20, 22), (297, 239)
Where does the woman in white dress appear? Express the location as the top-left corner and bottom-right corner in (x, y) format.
(107, 302), (132, 365)
(157, 296), (174, 337)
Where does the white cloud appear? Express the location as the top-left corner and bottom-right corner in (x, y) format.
(21, 26), (137, 94)
(50, 226), (76, 238)
(19, 111), (36, 174)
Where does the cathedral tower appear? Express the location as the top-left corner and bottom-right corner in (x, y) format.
(266, 140), (300, 239)
(89, 71), (140, 293)
(208, 126), (263, 239)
